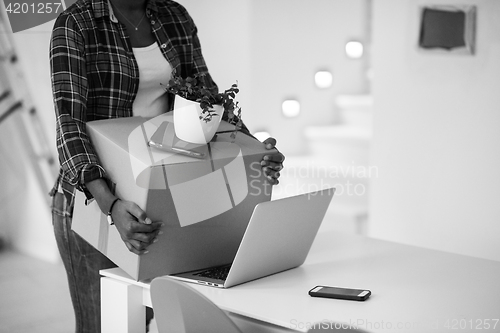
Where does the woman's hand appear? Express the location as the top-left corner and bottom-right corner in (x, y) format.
(86, 178), (163, 255)
(261, 137), (285, 185)
(110, 199), (163, 255)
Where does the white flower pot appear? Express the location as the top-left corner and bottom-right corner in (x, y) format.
(173, 96), (224, 144)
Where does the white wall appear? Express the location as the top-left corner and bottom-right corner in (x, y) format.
(369, 0), (500, 261)
(1, 0), (370, 261)
(178, 0), (369, 156)
(0, 11), (59, 262)
(9, 0), (499, 263)
(176, 0), (253, 112)
(0, 114), (58, 263)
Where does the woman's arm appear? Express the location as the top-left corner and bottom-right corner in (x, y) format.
(50, 13), (106, 195)
(50, 14), (161, 254)
(86, 179), (162, 255)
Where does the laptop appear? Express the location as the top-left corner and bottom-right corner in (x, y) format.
(169, 187), (335, 288)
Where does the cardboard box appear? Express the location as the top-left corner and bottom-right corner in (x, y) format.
(72, 114), (273, 281)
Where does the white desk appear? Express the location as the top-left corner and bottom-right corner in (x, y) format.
(101, 231), (500, 333)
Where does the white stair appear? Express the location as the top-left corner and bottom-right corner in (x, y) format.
(336, 94), (373, 130)
(303, 124), (371, 167)
(304, 94), (373, 167)
(291, 94), (373, 235)
(272, 155), (372, 235)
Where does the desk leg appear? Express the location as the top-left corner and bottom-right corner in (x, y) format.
(101, 276), (146, 333)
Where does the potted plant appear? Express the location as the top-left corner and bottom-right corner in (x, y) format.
(165, 71), (242, 144)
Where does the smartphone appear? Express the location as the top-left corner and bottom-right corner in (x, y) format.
(148, 121), (208, 159)
(309, 286), (371, 301)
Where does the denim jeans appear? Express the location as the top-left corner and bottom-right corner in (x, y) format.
(52, 192), (154, 332)
(52, 192), (117, 332)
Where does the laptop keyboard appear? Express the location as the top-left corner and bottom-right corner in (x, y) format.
(193, 265), (231, 281)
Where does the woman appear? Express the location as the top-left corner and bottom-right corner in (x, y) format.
(49, 0), (284, 331)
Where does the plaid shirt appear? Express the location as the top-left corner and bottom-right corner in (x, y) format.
(49, 0), (218, 212)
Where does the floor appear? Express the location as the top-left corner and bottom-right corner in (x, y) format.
(0, 249), (290, 333)
(0, 249), (74, 333)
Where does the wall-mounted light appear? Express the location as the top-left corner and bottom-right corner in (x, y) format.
(282, 99), (300, 118)
(253, 131), (271, 142)
(314, 70), (333, 89)
(345, 40), (364, 59)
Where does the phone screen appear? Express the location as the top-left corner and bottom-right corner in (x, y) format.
(309, 286), (371, 301)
